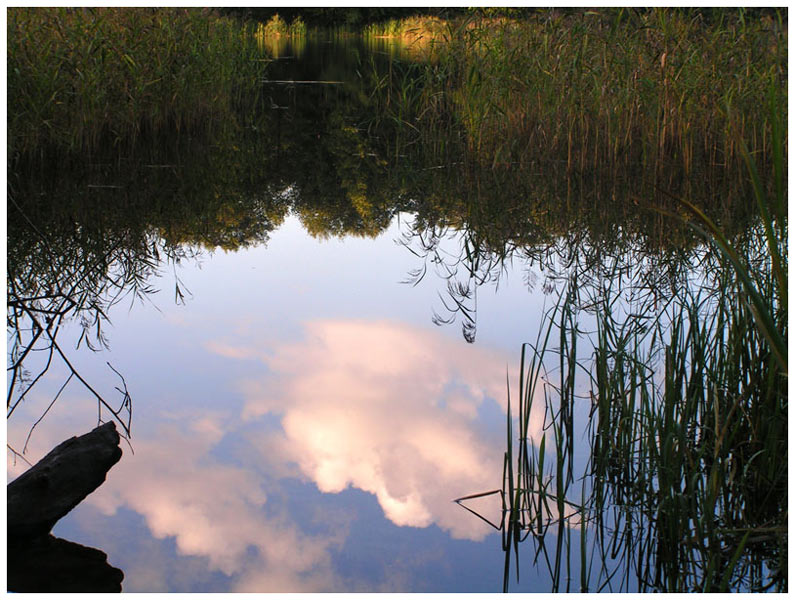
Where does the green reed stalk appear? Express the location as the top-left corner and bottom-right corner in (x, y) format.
(503, 129), (786, 590)
(8, 8), (263, 158)
(396, 9), (784, 180)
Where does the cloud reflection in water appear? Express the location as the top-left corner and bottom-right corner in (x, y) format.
(12, 318), (549, 591)
(85, 419), (343, 591)
(234, 319), (533, 540)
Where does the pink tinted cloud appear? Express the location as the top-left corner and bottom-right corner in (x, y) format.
(238, 319), (547, 540)
(85, 419), (343, 591)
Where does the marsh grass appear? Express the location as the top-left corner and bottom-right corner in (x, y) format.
(496, 111), (787, 591)
(255, 14), (307, 40)
(499, 240), (786, 591)
(377, 8), (785, 181)
(7, 7), (263, 157)
(362, 15), (449, 41)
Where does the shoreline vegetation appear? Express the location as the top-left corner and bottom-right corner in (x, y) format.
(7, 8), (262, 158)
(8, 8), (786, 170)
(500, 120), (787, 591)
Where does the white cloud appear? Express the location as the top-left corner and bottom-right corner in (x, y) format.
(7, 317), (553, 593)
(233, 319), (547, 541)
(86, 418), (343, 591)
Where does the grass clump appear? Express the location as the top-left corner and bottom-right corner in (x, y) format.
(259, 13), (288, 37)
(362, 15), (449, 40)
(7, 7), (263, 158)
(401, 8), (786, 177)
(255, 14), (307, 38)
(498, 107), (787, 592)
(288, 16), (307, 37)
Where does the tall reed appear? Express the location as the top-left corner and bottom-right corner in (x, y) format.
(397, 9), (785, 181)
(8, 8), (263, 158)
(499, 101), (787, 592)
(254, 13), (307, 39)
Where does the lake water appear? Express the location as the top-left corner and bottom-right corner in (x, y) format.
(6, 35), (775, 592)
(9, 216), (547, 592)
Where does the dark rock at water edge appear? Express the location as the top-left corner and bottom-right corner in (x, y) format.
(8, 421), (122, 540)
(7, 421), (125, 592)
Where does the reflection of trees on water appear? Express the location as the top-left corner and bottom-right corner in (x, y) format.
(394, 165), (736, 343)
(7, 43), (759, 435)
(6, 208), (139, 438)
(398, 224), (509, 343)
(7, 133), (290, 441)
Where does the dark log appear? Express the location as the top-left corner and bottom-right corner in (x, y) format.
(8, 534), (124, 592)
(7, 421), (123, 540)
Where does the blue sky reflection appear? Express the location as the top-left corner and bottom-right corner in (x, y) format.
(8, 215), (553, 592)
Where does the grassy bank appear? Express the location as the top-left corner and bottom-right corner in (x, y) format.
(7, 7), (263, 157)
(371, 8), (786, 179)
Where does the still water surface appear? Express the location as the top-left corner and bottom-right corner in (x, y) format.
(6, 35), (760, 592)
(10, 217), (549, 592)
(6, 37), (572, 593)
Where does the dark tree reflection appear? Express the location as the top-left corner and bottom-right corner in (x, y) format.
(7, 34), (760, 435)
